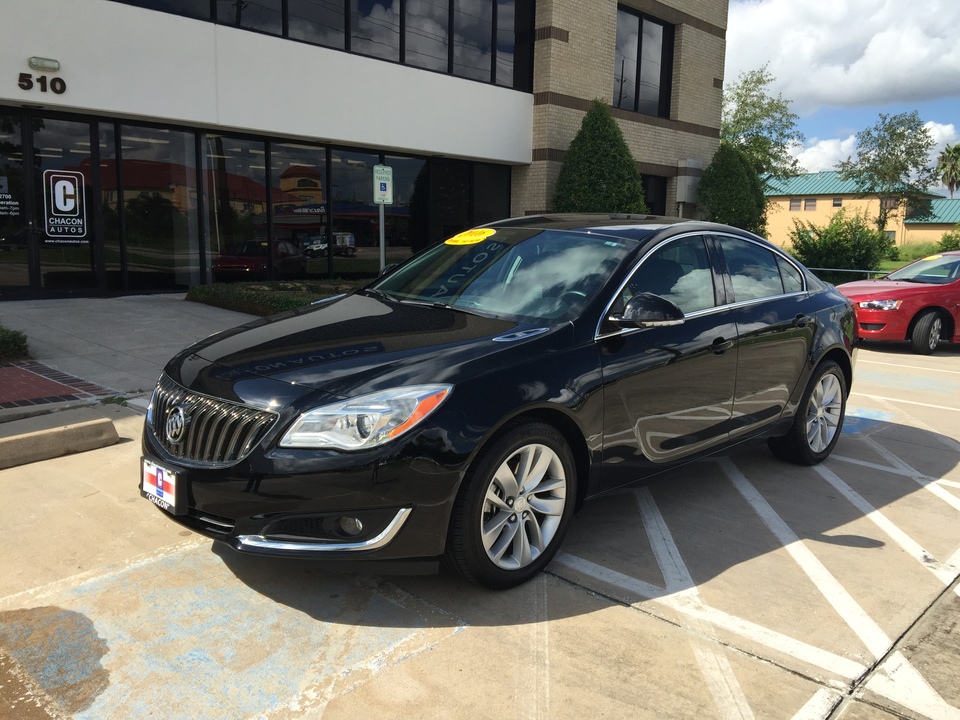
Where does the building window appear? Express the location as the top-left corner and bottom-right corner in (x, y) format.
(789, 198), (801, 211)
(641, 174), (667, 215)
(613, 7), (673, 118)
(832, 197), (842, 208)
(804, 198), (816, 211)
(882, 197), (899, 211)
(109, 0), (532, 91)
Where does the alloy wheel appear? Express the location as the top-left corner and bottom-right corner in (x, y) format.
(805, 373), (843, 454)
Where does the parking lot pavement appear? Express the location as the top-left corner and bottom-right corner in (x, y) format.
(1, 344), (958, 720)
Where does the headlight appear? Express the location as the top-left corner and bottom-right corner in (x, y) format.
(279, 385), (452, 450)
(858, 299), (902, 311)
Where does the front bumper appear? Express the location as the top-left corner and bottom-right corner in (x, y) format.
(853, 308), (909, 342)
(140, 423), (471, 564)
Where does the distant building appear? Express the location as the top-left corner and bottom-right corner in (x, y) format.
(1, 0), (727, 299)
(765, 171), (947, 248)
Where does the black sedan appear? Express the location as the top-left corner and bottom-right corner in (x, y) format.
(141, 215), (857, 589)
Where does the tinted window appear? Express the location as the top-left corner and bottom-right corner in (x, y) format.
(625, 235), (716, 314)
(718, 236), (785, 302)
(113, 0), (211, 19)
(351, 0), (400, 61)
(289, 0), (346, 48)
(613, 7), (672, 118)
(406, 0), (449, 71)
(453, 0), (493, 81)
(777, 256), (804, 293)
(217, 0), (283, 33)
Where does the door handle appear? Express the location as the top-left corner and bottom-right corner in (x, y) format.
(794, 314), (813, 329)
(711, 338), (734, 355)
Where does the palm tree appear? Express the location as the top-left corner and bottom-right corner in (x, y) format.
(936, 143), (960, 198)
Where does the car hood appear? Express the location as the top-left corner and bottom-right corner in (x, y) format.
(165, 293), (571, 406)
(836, 278), (933, 299)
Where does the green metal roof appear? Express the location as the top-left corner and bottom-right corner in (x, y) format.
(765, 171), (861, 197)
(905, 198), (960, 225)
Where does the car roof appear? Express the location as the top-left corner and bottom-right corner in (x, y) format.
(484, 213), (745, 242)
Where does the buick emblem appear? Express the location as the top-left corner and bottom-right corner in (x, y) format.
(165, 406), (189, 444)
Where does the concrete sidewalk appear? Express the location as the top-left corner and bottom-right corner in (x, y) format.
(0, 294), (255, 417)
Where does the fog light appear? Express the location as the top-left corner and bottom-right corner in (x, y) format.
(339, 516), (364, 536)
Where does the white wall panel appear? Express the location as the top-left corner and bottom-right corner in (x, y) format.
(0, 0), (532, 164)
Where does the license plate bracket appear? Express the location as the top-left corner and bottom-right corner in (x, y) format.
(141, 458), (184, 515)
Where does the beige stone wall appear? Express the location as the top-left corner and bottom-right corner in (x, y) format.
(766, 195), (913, 249)
(511, 0), (726, 217)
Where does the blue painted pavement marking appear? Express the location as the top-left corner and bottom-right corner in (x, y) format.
(844, 408), (897, 435)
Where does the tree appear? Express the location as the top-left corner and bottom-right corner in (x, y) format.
(940, 224), (960, 252)
(552, 100), (648, 214)
(697, 142), (766, 236)
(836, 111), (938, 232)
(788, 209), (890, 285)
(721, 64), (804, 180)
(935, 143), (960, 199)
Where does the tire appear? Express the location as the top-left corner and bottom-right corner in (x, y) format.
(768, 360), (847, 466)
(445, 422), (577, 589)
(910, 310), (943, 355)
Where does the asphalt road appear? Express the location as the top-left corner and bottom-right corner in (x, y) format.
(1, 342), (959, 720)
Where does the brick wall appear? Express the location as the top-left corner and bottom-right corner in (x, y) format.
(512, 0), (727, 216)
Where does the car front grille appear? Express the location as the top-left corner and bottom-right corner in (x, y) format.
(150, 374), (279, 466)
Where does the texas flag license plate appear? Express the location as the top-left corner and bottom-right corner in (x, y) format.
(141, 458), (178, 514)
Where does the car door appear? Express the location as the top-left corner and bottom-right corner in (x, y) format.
(598, 234), (738, 489)
(713, 234), (816, 438)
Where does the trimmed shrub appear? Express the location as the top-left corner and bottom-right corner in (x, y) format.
(0, 326), (29, 362)
(789, 209), (891, 285)
(552, 100), (649, 214)
(939, 224), (960, 252)
(697, 142), (766, 236)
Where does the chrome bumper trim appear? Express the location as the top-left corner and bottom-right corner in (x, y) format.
(235, 507), (412, 553)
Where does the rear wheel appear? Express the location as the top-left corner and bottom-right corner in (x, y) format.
(445, 422), (576, 589)
(768, 360), (846, 466)
(910, 310), (943, 355)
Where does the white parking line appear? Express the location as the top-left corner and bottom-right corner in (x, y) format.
(552, 553), (866, 681)
(853, 394), (960, 414)
(790, 688), (842, 720)
(860, 395), (960, 455)
(864, 651), (960, 720)
(862, 436), (960, 514)
(719, 458), (892, 659)
(859, 359), (960, 376)
(812, 464), (959, 585)
(635, 488), (755, 719)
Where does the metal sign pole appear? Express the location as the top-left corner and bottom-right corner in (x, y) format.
(379, 203), (386, 271)
(373, 164), (393, 273)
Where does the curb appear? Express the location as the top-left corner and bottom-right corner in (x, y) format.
(0, 418), (121, 471)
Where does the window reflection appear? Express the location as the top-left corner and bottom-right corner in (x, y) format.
(384, 155), (426, 262)
(120, 126), (201, 289)
(351, 0), (400, 61)
(405, 0), (449, 71)
(495, 0), (514, 86)
(289, 0), (346, 49)
(271, 142), (328, 268)
(202, 135), (269, 282)
(453, 0), (492, 81)
(0, 114), (29, 292)
(217, 0), (283, 34)
(113, 0), (211, 19)
(613, 7), (672, 118)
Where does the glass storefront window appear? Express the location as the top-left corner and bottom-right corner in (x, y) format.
(120, 125), (201, 290)
(613, 7), (672, 118)
(203, 135), (269, 282)
(217, 0), (283, 34)
(100, 124), (122, 290)
(289, 0), (346, 49)
(351, 0), (400, 61)
(384, 155), (426, 261)
(32, 118), (98, 292)
(329, 149), (379, 263)
(270, 141), (328, 264)
(495, 0), (514, 87)
(405, 0), (449, 71)
(0, 114), (29, 294)
(453, 0), (493, 81)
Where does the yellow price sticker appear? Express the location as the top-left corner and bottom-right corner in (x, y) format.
(445, 228), (496, 245)
(922, 254), (942, 261)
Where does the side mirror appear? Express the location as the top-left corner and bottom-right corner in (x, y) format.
(607, 292), (684, 328)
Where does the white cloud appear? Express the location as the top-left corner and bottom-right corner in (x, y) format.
(792, 135), (857, 173)
(727, 0), (960, 114)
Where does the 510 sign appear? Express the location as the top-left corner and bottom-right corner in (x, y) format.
(18, 73), (66, 94)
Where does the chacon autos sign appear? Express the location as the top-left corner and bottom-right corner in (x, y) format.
(43, 169), (87, 242)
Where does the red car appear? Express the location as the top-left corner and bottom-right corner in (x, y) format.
(211, 240), (308, 282)
(837, 251), (960, 354)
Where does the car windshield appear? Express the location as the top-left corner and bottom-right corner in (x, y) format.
(886, 254), (960, 285)
(369, 227), (635, 321)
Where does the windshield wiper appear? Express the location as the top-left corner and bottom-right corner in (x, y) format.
(360, 287), (401, 302)
(399, 298), (496, 318)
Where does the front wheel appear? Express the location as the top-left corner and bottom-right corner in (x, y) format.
(910, 310), (943, 355)
(445, 423), (576, 589)
(768, 360), (847, 466)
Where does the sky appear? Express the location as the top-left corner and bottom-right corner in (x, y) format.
(724, 0), (960, 193)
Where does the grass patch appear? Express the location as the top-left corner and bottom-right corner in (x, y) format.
(0, 326), (28, 362)
(185, 279), (366, 316)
